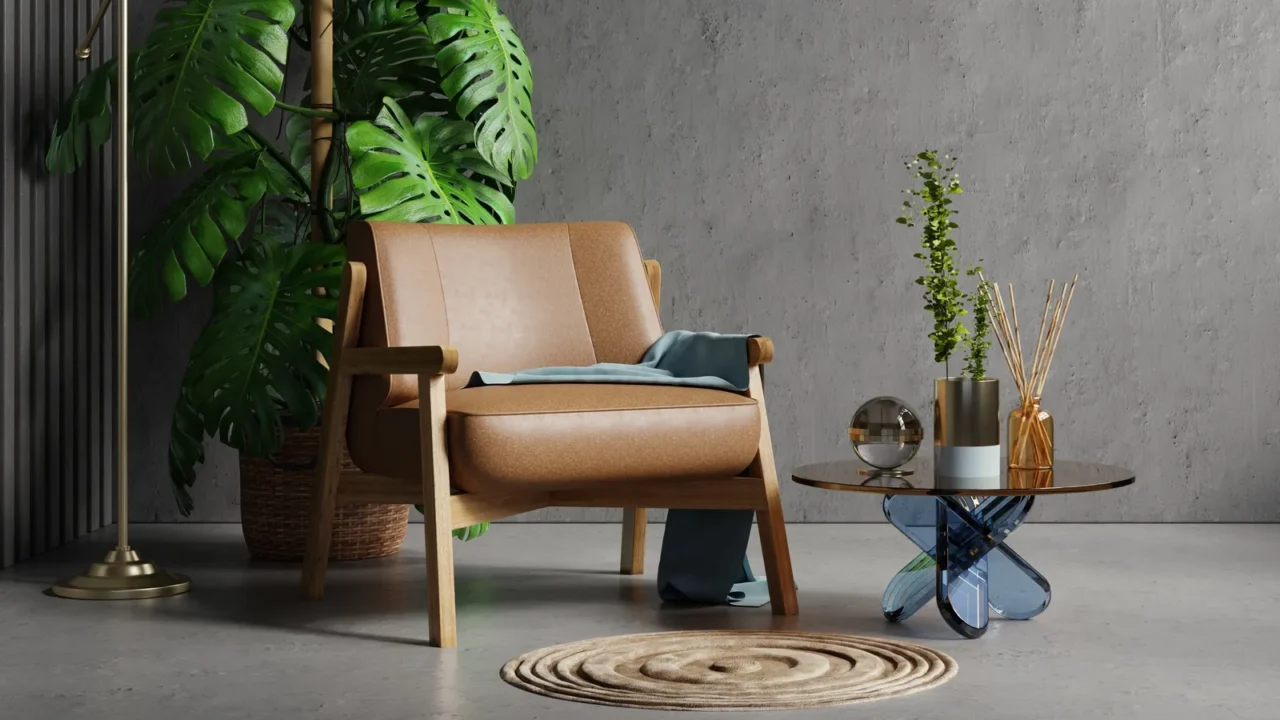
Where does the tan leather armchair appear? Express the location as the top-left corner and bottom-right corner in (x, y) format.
(302, 221), (797, 647)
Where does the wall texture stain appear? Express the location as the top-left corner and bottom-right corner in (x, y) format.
(126, 0), (1280, 523)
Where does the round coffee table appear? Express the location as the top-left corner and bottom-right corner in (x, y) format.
(792, 460), (1135, 638)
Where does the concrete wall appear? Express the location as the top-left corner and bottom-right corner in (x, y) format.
(129, 0), (1280, 523)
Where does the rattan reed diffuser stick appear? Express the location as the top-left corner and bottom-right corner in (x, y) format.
(1007, 284), (1025, 388)
(1035, 276), (1078, 397)
(1028, 281), (1055, 394)
(985, 275), (1078, 469)
(982, 277), (1020, 396)
(988, 283), (1051, 465)
(984, 281), (1048, 464)
(985, 279), (1024, 396)
(1017, 285), (1065, 465)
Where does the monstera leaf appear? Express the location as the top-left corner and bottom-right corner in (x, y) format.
(133, 0), (295, 173)
(347, 98), (513, 224)
(259, 198), (311, 247)
(286, 111), (311, 171)
(46, 58), (116, 174)
(427, 0), (536, 181)
(167, 238), (343, 510)
(336, 0), (449, 119)
(129, 149), (272, 315)
(168, 387), (205, 515)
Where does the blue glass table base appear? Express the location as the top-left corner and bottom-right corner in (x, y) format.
(881, 494), (1051, 638)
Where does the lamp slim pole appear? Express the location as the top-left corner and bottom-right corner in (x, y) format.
(115, 0), (129, 552)
(51, 0), (189, 600)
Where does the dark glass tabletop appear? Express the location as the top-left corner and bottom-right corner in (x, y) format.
(791, 459), (1134, 496)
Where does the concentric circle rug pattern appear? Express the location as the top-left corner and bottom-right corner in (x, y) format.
(499, 630), (957, 711)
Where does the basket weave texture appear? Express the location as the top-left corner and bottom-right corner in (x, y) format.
(239, 424), (409, 561)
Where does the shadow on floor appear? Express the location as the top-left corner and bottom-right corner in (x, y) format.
(15, 529), (967, 646)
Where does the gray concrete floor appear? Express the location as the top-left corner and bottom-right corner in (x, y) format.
(1, 523), (1277, 719)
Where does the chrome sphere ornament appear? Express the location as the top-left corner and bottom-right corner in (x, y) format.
(849, 396), (923, 476)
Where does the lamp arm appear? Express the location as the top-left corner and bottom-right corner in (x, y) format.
(76, 0), (115, 60)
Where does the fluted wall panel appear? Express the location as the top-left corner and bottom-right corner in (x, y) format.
(0, 1), (116, 568)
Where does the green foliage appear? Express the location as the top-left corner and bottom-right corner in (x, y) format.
(283, 106), (350, 223)
(453, 521), (490, 541)
(167, 238), (344, 513)
(285, 111), (313, 171)
(259, 196), (312, 246)
(168, 387), (205, 515)
(428, 0), (537, 181)
(46, 0), (537, 534)
(964, 268), (993, 381)
(898, 150), (968, 366)
(336, 0), (448, 119)
(348, 98), (514, 223)
(129, 149), (272, 316)
(45, 58), (116, 174)
(415, 505), (490, 541)
(132, 0), (295, 173)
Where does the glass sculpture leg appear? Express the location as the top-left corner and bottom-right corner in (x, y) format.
(936, 498), (991, 638)
(880, 496), (937, 622)
(962, 496), (1051, 621)
(882, 494), (1051, 638)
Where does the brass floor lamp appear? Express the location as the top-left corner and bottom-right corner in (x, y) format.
(51, 0), (190, 600)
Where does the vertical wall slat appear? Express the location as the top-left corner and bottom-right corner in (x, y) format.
(15, 0), (33, 563)
(100, 3), (114, 532)
(31, 0), (48, 557)
(48, 0), (65, 548)
(88, 2), (99, 532)
(75, 0), (87, 539)
(0, 1), (115, 568)
(90, 1), (106, 534)
(1, 0), (16, 569)
(60, 3), (77, 546)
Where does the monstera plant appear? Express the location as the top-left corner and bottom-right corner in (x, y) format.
(46, 0), (536, 537)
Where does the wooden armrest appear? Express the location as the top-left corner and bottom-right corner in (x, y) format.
(340, 346), (460, 376)
(747, 336), (774, 367)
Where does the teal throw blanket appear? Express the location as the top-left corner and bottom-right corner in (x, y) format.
(464, 330), (769, 607)
(466, 330), (753, 391)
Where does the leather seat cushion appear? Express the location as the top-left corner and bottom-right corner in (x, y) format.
(347, 383), (762, 493)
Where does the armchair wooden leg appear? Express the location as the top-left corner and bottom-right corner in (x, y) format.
(620, 508), (646, 575)
(301, 375), (352, 601)
(419, 373), (457, 648)
(757, 479), (799, 616)
(301, 443), (340, 600)
(746, 365), (799, 616)
(303, 261), (364, 601)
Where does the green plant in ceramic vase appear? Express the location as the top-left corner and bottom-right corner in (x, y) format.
(897, 150), (998, 479)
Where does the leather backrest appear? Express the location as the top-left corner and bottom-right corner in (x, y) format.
(346, 221), (663, 416)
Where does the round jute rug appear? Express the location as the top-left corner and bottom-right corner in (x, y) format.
(499, 630), (957, 711)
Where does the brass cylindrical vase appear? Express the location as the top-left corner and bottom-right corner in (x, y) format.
(934, 378), (1000, 488)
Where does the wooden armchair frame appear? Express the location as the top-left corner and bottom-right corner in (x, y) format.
(301, 259), (798, 648)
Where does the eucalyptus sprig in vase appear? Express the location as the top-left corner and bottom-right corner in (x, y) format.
(897, 151), (999, 485)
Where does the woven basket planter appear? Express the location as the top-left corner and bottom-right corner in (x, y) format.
(239, 424), (409, 561)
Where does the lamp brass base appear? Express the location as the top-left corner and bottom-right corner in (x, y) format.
(51, 547), (190, 600)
